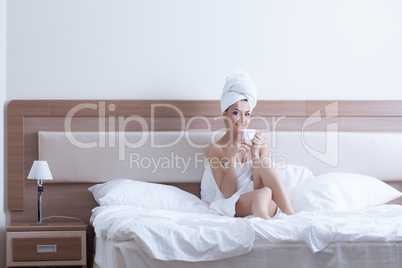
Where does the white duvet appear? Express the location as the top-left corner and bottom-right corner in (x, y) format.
(91, 204), (402, 262)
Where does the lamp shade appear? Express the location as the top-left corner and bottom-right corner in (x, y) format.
(27, 161), (53, 181)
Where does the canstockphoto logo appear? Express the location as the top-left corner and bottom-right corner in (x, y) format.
(301, 101), (339, 167)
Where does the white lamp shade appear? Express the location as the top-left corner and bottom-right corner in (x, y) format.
(27, 161), (53, 180)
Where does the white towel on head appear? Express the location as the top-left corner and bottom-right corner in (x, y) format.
(220, 69), (257, 114)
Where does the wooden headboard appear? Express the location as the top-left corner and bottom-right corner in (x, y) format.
(7, 100), (402, 262)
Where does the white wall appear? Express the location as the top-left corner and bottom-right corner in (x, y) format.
(6, 0), (402, 100)
(1, 0), (6, 266)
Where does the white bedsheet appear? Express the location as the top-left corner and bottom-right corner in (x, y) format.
(91, 206), (255, 262)
(91, 204), (402, 263)
(253, 205), (402, 252)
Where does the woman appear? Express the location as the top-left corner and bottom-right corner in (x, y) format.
(200, 69), (294, 219)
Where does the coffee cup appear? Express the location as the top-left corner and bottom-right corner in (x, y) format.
(243, 129), (256, 142)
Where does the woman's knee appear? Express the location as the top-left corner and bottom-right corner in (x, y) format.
(261, 157), (272, 168)
(256, 187), (272, 198)
(253, 157), (273, 169)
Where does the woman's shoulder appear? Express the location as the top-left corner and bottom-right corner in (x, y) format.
(206, 144), (227, 170)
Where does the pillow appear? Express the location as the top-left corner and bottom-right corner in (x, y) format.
(290, 172), (402, 212)
(89, 179), (209, 213)
(276, 164), (314, 194)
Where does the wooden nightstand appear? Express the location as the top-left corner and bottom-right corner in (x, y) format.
(6, 221), (87, 268)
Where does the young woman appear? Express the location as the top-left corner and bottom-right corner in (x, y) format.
(200, 70), (294, 219)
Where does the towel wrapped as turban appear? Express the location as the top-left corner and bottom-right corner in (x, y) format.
(220, 69), (257, 114)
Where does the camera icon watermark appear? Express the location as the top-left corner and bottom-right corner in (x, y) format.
(301, 101), (339, 167)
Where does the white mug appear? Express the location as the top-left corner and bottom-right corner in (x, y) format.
(243, 129), (256, 142)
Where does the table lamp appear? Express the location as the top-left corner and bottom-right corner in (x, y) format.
(27, 160), (54, 225)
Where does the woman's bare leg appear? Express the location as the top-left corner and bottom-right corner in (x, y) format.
(253, 157), (294, 215)
(235, 188), (278, 219)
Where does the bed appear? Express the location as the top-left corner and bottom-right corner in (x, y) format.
(6, 100), (402, 268)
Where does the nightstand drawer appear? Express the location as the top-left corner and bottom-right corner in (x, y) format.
(7, 227), (87, 267)
(12, 237), (82, 261)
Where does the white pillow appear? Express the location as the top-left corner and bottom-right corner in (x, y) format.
(89, 179), (209, 213)
(290, 172), (402, 212)
(277, 164), (314, 194)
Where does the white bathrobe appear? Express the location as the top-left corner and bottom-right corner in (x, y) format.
(200, 161), (254, 217)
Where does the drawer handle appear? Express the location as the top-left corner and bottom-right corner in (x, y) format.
(37, 244), (57, 253)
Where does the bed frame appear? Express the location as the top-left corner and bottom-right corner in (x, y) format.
(7, 100), (402, 266)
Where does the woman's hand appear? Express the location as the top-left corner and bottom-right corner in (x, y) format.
(250, 131), (268, 158)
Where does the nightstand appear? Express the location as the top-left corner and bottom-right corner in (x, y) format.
(6, 221), (87, 268)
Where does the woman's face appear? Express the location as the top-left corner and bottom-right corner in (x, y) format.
(223, 100), (251, 133)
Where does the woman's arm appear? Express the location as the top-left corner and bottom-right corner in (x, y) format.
(208, 145), (238, 198)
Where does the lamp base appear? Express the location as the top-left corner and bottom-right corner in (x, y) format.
(30, 222), (52, 226)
